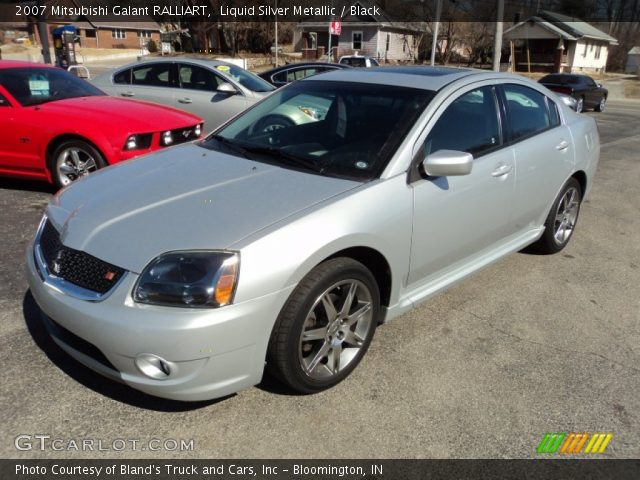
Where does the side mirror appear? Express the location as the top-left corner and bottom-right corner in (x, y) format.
(422, 149), (473, 177)
(217, 83), (237, 95)
(597, 83), (603, 88)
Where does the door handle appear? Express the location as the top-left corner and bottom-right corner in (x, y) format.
(178, 98), (193, 104)
(556, 140), (569, 150)
(120, 91), (135, 97)
(491, 164), (512, 177)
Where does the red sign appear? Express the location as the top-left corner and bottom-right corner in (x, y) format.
(330, 17), (342, 35)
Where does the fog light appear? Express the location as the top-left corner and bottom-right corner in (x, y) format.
(161, 131), (173, 146)
(135, 353), (174, 380)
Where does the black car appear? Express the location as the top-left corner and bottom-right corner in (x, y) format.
(259, 62), (350, 87)
(539, 74), (608, 113)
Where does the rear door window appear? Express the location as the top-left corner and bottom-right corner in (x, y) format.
(131, 63), (174, 88)
(503, 84), (553, 142)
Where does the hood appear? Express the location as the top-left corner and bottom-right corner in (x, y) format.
(38, 96), (202, 130)
(47, 144), (359, 273)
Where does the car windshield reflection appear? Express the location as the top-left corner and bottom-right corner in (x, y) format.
(202, 81), (434, 180)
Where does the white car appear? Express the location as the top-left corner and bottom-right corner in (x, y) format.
(27, 67), (599, 401)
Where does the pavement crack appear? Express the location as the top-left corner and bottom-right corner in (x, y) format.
(453, 308), (640, 375)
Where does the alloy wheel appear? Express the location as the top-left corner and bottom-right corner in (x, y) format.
(298, 279), (373, 380)
(55, 147), (99, 186)
(553, 186), (581, 245)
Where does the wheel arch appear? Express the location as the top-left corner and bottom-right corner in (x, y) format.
(322, 246), (392, 309)
(572, 170), (587, 196)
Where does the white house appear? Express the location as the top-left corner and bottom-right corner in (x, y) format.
(504, 11), (618, 73)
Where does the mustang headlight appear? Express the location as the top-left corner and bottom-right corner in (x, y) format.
(134, 251), (239, 308)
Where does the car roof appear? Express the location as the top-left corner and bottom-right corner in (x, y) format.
(301, 66), (495, 91)
(131, 57), (236, 69)
(0, 60), (57, 70)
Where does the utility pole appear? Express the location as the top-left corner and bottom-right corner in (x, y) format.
(430, 0), (443, 66)
(274, 0), (279, 66)
(493, 0), (505, 71)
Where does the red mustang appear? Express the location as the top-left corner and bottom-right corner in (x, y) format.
(0, 61), (203, 188)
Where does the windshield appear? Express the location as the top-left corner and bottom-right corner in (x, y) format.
(0, 68), (105, 107)
(201, 80), (434, 180)
(214, 63), (275, 93)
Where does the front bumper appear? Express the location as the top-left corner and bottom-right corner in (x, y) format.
(26, 241), (293, 401)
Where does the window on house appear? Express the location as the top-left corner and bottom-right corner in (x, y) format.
(84, 29), (96, 38)
(138, 31), (151, 38)
(112, 29), (126, 40)
(582, 42), (588, 57)
(595, 45), (602, 59)
(352, 31), (363, 51)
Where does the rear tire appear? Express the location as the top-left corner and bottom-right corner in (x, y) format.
(267, 258), (380, 394)
(50, 139), (106, 190)
(531, 178), (582, 254)
(575, 96), (584, 113)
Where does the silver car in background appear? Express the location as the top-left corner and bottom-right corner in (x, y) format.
(92, 58), (275, 131)
(27, 67), (599, 401)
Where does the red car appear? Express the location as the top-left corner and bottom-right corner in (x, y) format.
(0, 61), (203, 188)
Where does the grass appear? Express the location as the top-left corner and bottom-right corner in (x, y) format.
(624, 79), (640, 99)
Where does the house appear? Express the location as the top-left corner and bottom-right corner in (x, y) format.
(626, 46), (640, 74)
(294, 0), (422, 63)
(504, 10), (618, 73)
(71, 21), (161, 50)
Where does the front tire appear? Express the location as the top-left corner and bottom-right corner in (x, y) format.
(50, 139), (106, 189)
(267, 258), (380, 394)
(531, 178), (582, 254)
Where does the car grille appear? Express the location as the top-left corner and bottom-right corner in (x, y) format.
(168, 126), (199, 146)
(39, 220), (125, 295)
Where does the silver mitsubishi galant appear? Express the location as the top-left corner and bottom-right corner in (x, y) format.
(26, 67), (600, 401)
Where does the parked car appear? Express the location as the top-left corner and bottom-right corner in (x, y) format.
(27, 67), (599, 401)
(0, 61), (203, 189)
(339, 55), (380, 68)
(259, 62), (351, 87)
(92, 58), (275, 132)
(539, 73), (608, 113)
(556, 92), (578, 111)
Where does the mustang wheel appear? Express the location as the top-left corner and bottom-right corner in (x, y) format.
(532, 178), (582, 254)
(51, 140), (106, 189)
(268, 258), (380, 393)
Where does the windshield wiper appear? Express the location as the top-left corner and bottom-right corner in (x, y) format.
(209, 135), (251, 159)
(240, 144), (325, 174)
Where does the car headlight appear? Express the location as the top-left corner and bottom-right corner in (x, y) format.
(133, 251), (239, 308)
(124, 134), (152, 151)
(195, 124), (202, 137)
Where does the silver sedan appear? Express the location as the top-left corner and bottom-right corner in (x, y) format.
(91, 58), (275, 132)
(27, 67), (599, 401)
